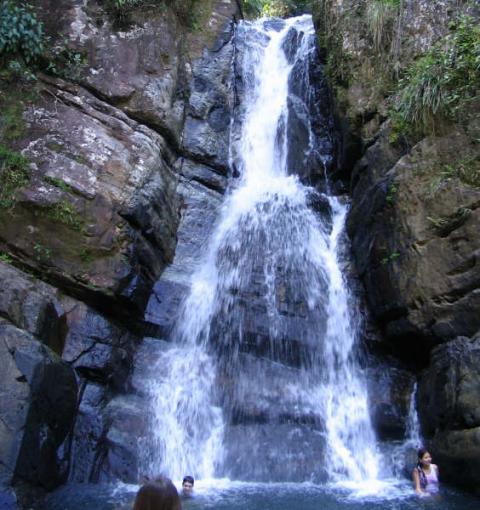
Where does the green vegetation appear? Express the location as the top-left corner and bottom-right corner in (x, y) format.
(44, 176), (75, 194)
(385, 182), (397, 205)
(0, 100), (26, 141)
(427, 207), (472, 236)
(0, 1), (44, 64)
(33, 242), (51, 262)
(381, 251), (400, 265)
(441, 155), (480, 189)
(44, 199), (86, 232)
(0, 252), (13, 264)
(391, 15), (480, 140)
(243, 0), (310, 17)
(366, 0), (400, 52)
(80, 248), (94, 264)
(0, 145), (30, 209)
(105, 0), (208, 29)
(45, 41), (87, 81)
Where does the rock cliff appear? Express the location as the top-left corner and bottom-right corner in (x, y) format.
(314, 0), (480, 492)
(0, 0), (240, 505)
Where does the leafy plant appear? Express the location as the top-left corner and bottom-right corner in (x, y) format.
(0, 1), (44, 64)
(33, 242), (51, 262)
(45, 40), (87, 81)
(0, 145), (30, 209)
(45, 199), (85, 231)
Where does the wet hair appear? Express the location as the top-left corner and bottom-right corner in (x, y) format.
(133, 477), (182, 510)
(182, 476), (194, 486)
(417, 447), (429, 462)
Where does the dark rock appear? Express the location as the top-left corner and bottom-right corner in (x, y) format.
(222, 424), (327, 482)
(68, 382), (105, 483)
(0, 319), (77, 492)
(348, 128), (480, 362)
(285, 34), (336, 187)
(144, 177), (223, 335)
(0, 263), (67, 354)
(182, 18), (235, 172)
(94, 395), (148, 483)
(367, 363), (416, 440)
(282, 27), (304, 64)
(418, 335), (480, 491)
(62, 301), (138, 390)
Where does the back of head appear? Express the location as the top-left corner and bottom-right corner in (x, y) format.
(133, 478), (181, 510)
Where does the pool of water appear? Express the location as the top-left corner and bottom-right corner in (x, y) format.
(36, 479), (480, 510)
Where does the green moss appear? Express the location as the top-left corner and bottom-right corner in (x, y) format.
(385, 182), (397, 205)
(44, 175), (75, 194)
(0, 145), (30, 209)
(80, 248), (94, 264)
(0, 252), (13, 264)
(441, 155), (480, 189)
(1, 101), (26, 140)
(381, 251), (400, 265)
(44, 199), (86, 232)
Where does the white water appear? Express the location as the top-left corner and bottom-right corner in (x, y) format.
(145, 15), (380, 484)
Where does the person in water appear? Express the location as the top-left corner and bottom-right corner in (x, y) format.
(413, 448), (440, 496)
(181, 475), (194, 498)
(133, 476), (182, 510)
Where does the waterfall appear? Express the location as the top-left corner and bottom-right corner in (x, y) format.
(390, 382), (423, 479)
(144, 15), (380, 484)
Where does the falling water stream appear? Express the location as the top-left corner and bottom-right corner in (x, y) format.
(146, 15), (379, 484)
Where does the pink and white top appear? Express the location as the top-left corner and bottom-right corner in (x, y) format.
(424, 465), (439, 493)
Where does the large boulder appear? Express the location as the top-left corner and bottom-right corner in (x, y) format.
(348, 127), (480, 362)
(0, 319), (77, 492)
(417, 335), (480, 492)
(0, 75), (180, 321)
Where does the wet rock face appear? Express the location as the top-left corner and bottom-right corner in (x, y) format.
(417, 335), (480, 491)
(0, 262), (142, 495)
(285, 30), (336, 187)
(0, 317), (77, 491)
(367, 363), (415, 441)
(1, 0), (241, 498)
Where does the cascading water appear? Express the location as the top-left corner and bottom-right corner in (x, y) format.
(144, 15), (380, 484)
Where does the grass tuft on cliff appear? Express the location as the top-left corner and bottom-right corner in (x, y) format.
(0, 145), (30, 209)
(391, 15), (480, 141)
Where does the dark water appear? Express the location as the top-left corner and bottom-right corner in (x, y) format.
(36, 481), (480, 510)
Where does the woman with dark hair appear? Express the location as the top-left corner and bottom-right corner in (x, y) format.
(133, 476), (182, 510)
(413, 448), (440, 496)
